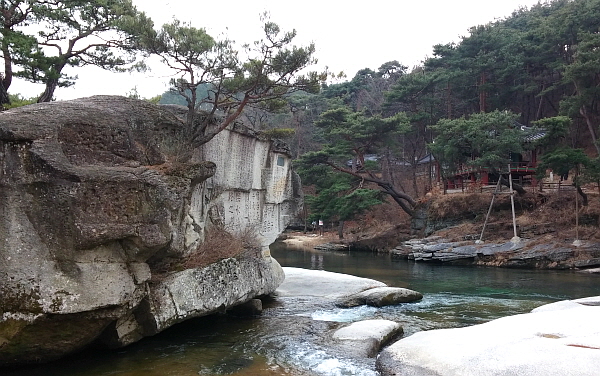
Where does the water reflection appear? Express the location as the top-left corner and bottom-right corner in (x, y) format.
(311, 254), (324, 270)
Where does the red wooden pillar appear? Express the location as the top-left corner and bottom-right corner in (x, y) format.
(481, 171), (489, 186)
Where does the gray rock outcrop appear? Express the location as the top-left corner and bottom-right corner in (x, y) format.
(393, 237), (600, 269)
(103, 257), (284, 348)
(0, 96), (297, 365)
(377, 296), (600, 376)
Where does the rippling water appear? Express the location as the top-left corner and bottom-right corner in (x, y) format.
(6, 241), (600, 376)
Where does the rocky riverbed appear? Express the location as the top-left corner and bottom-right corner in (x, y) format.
(276, 267), (422, 359)
(276, 267), (600, 376)
(276, 234), (600, 374)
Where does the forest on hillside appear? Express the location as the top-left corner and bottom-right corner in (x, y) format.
(221, 0), (600, 229)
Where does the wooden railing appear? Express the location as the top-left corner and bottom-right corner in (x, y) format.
(444, 180), (576, 194)
(540, 181), (576, 192)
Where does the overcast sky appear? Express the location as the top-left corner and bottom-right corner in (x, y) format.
(12, 0), (545, 100)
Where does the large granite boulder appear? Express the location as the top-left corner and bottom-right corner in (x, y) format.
(0, 96), (296, 365)
(377, 296), (600, 376)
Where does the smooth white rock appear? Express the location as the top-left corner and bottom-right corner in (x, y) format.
(333, 319), (401, 341)
(333, 319), (402, 358)
(377, 296), (600, 376)
(276, 267), (386, 299)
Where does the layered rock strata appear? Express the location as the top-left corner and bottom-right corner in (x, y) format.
(393, 237), (600, 269)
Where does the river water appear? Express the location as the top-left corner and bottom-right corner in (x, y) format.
(7, 241), (600, 376)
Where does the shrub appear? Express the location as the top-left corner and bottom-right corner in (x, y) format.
(182, 225), (261, 269)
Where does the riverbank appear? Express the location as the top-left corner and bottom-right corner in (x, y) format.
(279, 222), (407, 253)
(280, 231), (600, 271)
(392, 236), (600, 270)
(283, 190), (600, 270)
(278, 232), (339, 248)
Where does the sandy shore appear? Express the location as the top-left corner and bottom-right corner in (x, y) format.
(281, 232), (339, 248)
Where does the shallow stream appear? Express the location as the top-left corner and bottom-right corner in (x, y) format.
(7, 241), (600, 376)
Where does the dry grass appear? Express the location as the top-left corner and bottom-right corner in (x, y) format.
(150, 225), (261, 282)
(430, 190), (600, 242)
(302, 184), (600, 248)
(346, 199), (411, 236)
(426, 192), (492, 220)
(435, 222), (483, 242)
(183, 225), (261, 269)
(518, 192), (600, 241)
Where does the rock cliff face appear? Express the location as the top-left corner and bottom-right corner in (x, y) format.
(0, 96), (295, 365)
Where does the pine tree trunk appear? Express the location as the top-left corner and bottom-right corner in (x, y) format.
(412, 162), (419, 197)
(37, 79), (58, 103)
(446, 82), (452, 119)
(576, 185), (588, 206)
(479, 72), (487, 113)
(0, 80), (9, 106)
(580, 105), (600, 156)
(1, 39), (12, 106)
(338, 220), (344, 239)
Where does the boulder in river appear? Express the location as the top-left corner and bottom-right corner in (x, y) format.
(276, 267), (387, 299)
(377, 296), (600, 376)
(337, 286), (423, 308)
(333, 319), (402, 358)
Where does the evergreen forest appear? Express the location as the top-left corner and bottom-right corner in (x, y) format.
(265, 0), (600, 230)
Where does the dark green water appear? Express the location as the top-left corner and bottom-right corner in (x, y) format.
(5, 241), (600, 376)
